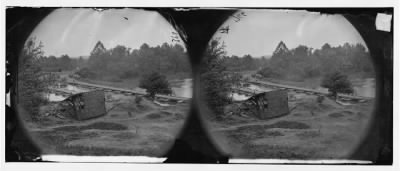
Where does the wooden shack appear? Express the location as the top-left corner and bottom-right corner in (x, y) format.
(245, 90), (289, 119)
(64, 90), (106, 120)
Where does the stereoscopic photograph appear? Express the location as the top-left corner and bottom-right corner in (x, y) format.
(4, 6), (394, 167)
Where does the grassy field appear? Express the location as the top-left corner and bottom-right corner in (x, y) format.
(23, 93), (190, 156)
(206, 92), (375, 159)
(21, 90), (374, 159)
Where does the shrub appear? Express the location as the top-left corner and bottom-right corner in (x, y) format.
(321, 71), (354, 99)
(139, 72), (172, 99)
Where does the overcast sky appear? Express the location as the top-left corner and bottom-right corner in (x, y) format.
(29, 8), (183, 57)
(30, 9), (367, 58)
(217, 10), (367, 57)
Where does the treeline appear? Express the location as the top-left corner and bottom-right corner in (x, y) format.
(38, 55), (85, 72)
(221, 54), (269, 71)
(77, 42), (191, 81)
(256, 42), (374, 80)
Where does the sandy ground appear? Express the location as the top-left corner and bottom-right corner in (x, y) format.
(23, 93), (190, 157)
(206, 92), (375, 159)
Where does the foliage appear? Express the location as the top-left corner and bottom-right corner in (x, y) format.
(39, 41), (189, 81)
(75, 67), (96, 79)
(249, 42), (374, 80)
(257, 65), (281, 78)
(84, 41), (190, 80)
(227, 72), (243, 89)
(18, 38), (51, 116)
(321, 71), (354, 98)
(38, 54), (84, 72)
(200, 38), (232, 117)
(139, 72), (172, 99)
(222, 54), (268, 71)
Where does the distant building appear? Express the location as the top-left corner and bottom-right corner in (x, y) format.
(272, 41), (290, 56)
(90, 41), (107, 56)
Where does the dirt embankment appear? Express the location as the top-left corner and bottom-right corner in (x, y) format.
(208, 95), (374, 159)
(26, 94), (190, 156)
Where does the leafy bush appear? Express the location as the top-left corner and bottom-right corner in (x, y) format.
(321, 71), (354, 98)
(139, 72), (172, 99)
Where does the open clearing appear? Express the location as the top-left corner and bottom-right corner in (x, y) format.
(23, 93), (190, 157)
(21, 89), (373, 159)
(207, 93), (374, 159)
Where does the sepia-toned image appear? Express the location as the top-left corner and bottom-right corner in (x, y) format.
(200, 9), (376, 159)
(15, 8), (192, 156)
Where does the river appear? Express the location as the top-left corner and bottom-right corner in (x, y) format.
(352, 78), (375, 98)
(171, 78), (193, 98)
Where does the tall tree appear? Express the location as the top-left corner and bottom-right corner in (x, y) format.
(18, 38), (50, 117)
(200, 38), (231, 118)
